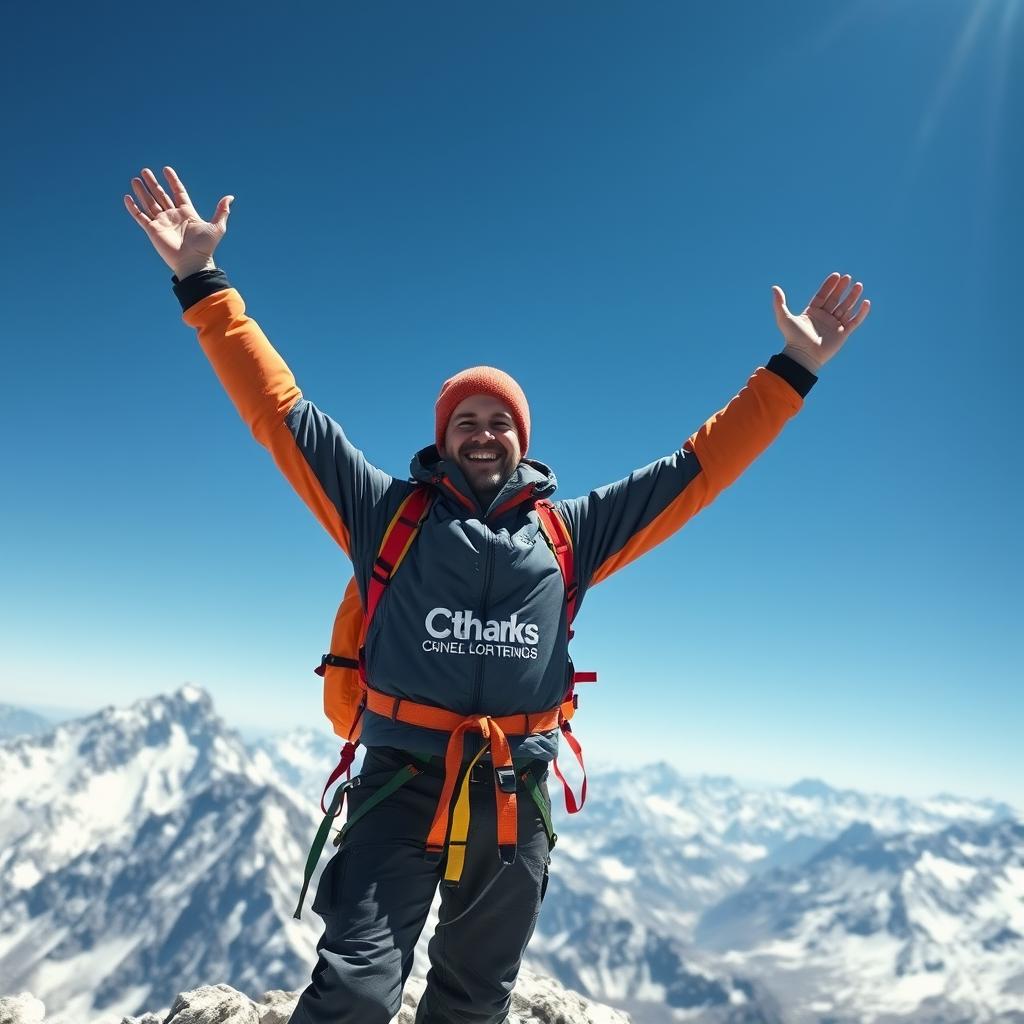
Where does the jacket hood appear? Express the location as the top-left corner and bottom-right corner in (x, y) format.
(410, 444), (557, 515)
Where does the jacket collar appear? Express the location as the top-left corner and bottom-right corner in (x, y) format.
(410, 445), (557, 518)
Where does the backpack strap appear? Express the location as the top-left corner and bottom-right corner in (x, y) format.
(534, 499), (593, 815)
(364, 486), (435, 629)
(534, 500), (579, 632)
(358, 486), (434, 681)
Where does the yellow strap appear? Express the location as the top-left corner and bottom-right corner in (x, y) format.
(443, 744), (490, 885)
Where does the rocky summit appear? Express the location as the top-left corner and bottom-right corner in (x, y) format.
(0, 970), (631, 1024)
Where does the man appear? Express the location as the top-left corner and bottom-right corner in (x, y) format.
(125, 165), (871, 1024)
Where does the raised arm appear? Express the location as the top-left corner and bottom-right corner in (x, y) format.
(125, 166), (407, 575)
(557, 273), (871, 605)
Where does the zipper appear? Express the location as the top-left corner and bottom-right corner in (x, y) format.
(473, 483), (535, 711)
(471, 536), (496, 712)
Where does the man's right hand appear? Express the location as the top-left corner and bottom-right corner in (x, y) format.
(124, 166), (234, 280)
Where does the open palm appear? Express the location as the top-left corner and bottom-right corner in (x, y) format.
(124, 166), (234, 277)
(772, 273), (872, 370)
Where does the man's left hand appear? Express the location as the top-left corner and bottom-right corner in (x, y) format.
(772, 272), (872, 373)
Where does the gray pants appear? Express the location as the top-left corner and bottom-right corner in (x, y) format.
(289, 746), (553, 1024)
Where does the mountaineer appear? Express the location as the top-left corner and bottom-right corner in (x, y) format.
(125, 165), (871, 1024)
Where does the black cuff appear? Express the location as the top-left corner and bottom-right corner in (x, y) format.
(766, 352), (817, 398)
(171, 268), (233, 312)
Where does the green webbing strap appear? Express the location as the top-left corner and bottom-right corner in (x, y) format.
(521, 766), (557, 851)
(333, 763), (421, 847)
(293, 776), (351, 920)
(292, 763), (421, 920)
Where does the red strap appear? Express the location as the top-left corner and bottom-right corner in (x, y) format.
(534, 500), (578, 627)
(320, 741), (359, 815)
(551, 721), (587, 813)
(360, 488), (434, 684)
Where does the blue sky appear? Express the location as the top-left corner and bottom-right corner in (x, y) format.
(2, 1), (1021, 806)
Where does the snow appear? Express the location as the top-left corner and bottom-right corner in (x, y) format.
(731, 841), (767, 862)
(222, 900), (248, 946)
(0, 917), (36, 960)
(598, 885), (632, 914)
(919, 796), (995, 822)
(887, 969), (947, 1007)
(642, 794), (702, 832)
(10, 859), (42, 889)
(48, 984), (154, 1024)
(917, 850), (977, 888)
(994, 867), (1024, 931)
(596, 856), (635, 882)
(32, 934), (139, 998)
(907, 890), (966, 944)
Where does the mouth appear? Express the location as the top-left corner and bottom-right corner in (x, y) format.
(462, 448), (504, 465)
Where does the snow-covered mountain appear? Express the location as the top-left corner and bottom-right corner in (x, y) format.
(695, 819), (1024, 1022)
(3, 691), (1020, 1024)
(249, 726), (350, 804)
(525, 763), (1016, 1022)
(251, 730), (1021, 1020)
(0, 687), (325, 1024)
(539, 763), (1014, 934)
(0, 693), (641, 1024)
(0, 704), (53, 740)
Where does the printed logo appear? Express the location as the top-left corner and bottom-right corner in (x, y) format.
(422, 608), (540, 659)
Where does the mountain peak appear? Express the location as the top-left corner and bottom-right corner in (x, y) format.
(787, 777), (837, 799)
(0, 704), (53, 740)
(177, 684), (209, 705)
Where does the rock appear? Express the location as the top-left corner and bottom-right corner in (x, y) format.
(388, 970), (630, 1023)
(510, 971), (631, 1023)
(10, 968), (629, 1024)
(253, 990), (298, 1024)
(0, 993), (45, 1024)
(143, 985), (258, 1023)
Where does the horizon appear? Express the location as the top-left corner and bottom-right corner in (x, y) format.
(3, 686), (1018, 814)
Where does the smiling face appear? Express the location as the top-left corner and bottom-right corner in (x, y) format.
(441, 393), (523, 507)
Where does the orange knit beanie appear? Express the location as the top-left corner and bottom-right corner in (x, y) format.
(435, 366), (531, 456)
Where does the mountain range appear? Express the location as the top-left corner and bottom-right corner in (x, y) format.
(1, 689), (1020, 1023)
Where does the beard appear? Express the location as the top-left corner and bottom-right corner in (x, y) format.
(458, 446), (516, 508)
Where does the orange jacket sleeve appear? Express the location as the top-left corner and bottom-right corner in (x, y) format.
(555, 354), (815, 595)
(175, 271), (405, 563)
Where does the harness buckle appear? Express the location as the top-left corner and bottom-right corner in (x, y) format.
(495, 766), (518, 794)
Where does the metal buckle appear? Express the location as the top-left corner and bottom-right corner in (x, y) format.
(495, 766), (518, 794)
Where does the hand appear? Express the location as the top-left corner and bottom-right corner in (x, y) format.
(124, 166), (234, 279)
(771, 272), (872, 372)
